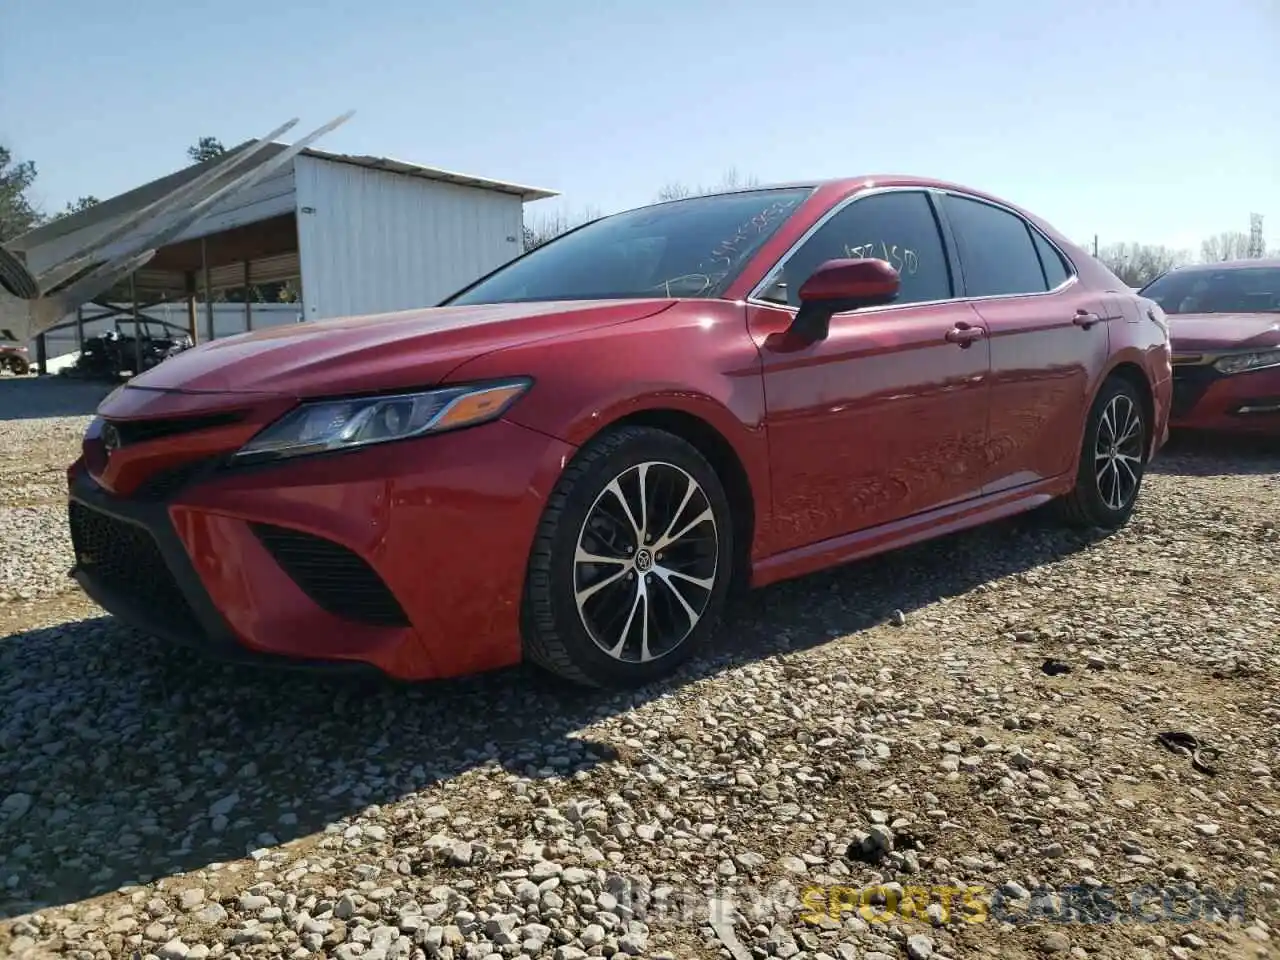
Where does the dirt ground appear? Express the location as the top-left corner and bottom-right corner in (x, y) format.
(0, 375), (1277, 960)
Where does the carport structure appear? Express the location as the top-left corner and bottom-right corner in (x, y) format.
(2, 116), (558, 370)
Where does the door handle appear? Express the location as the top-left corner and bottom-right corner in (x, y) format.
(1073, 310), (1101, 328)
(945, 325), (985, 346)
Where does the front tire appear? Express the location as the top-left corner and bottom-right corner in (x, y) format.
(522, 425), (733, 688)
(1057, 375), (1148, 529)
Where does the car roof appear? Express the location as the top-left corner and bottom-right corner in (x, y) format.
(687, 174), (1019, 201)
(1166, 257), (1280, 272)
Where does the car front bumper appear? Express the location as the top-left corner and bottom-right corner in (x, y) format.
(1170, 364), (1280, 434)
(67, 419), (575, 680)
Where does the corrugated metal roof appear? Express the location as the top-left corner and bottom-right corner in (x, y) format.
(300, 149), (558, 201)
(10, 141), (558, 253)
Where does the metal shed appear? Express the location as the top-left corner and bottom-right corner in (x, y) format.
(4, 139), (558, 362)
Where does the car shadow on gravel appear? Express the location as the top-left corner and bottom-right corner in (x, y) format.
(0, 510), (1104, 919)
(1149, 430), (1280, 476)
(0, 376), (114, 421)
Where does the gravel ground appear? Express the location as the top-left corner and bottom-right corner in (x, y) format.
(1, 379), (1278, 960)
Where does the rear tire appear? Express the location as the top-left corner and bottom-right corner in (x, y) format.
(1056, 375), (1148, 529)
(522, 425), (733, 688)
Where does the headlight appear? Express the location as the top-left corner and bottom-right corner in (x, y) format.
(232, 378), (531, 463)
(1213, 350), (1280, 376)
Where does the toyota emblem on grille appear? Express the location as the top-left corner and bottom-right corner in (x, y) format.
(102, 422), (121, 455)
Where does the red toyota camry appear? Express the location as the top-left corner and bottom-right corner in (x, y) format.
(1138, 259), (1280, 434)
(67, 176), (1172, 687)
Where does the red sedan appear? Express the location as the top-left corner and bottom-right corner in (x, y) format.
(1138, 259), (1280, 434)
(67, 176), (1172, 687)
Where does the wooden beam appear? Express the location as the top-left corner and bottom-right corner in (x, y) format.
(148, 214), (299, 273)
(202, 237), (214, 341)
(244, 260), (253, 332)
(185, 271), (199, 344)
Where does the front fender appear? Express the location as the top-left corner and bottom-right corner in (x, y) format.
(442, 302), (775, 558)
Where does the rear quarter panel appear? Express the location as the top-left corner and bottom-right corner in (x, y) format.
(443, 300), (777, 558)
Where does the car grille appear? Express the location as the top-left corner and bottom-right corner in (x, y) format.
(1170, 369), (1218, 419)
(110, 412), (245, 447)
(68, 500), (200, 635)
(132, 457), (219, 501)
(251, 523), (410, 628)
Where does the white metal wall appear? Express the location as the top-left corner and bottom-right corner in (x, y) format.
(293, 155), (524, 321)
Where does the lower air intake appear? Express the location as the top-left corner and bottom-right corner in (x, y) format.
(251, 523), (410, 627)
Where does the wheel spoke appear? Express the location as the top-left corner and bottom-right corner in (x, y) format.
(655, 507), (713, 552)
(575, 566), (630, 608)
(605, 478), (642, 542)
(657, 474), (698, 546)
(575, 546), (629, 566)
(636, 463), (650, 543)
(650, 566), (702, 626)
(638, 588), (654, 662)
(1118, 408), (1141, 445)
(606, 580), (646, 659)
(1099, 405), (1116, 445)
(656, 565), (714, 591)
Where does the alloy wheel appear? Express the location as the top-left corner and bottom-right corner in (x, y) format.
(1094, 394), (1144, 511)
(573, 461), (719, 663)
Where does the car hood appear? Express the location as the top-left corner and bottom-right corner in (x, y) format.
(1168, 313), (1280, 353)
(126, 299), (677, 396)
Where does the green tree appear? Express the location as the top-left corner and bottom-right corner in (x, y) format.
(56, 195), (101, 219)
(187, 136), (227, 164)
(0, 144), (45, 243)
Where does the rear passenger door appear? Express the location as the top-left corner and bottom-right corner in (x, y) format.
(938, 192), (1113, 493)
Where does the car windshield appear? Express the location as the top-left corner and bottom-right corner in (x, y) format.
(1140, 265), (1280, 314)
(443, 188), (813, 305)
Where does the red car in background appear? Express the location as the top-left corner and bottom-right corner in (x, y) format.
(67, 176), (1172, 687)
(1139, 259), (1280, 434)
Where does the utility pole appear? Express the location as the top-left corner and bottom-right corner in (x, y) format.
(1248, 213), (1264, 259)
(1093, 234), (1099, 257)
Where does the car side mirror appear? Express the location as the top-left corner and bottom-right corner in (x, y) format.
(789, 258), (901, 342)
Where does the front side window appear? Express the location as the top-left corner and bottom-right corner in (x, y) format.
(943, 194), (1049, 298)
(756, 190), (953, 307)
(443, 188), (813, 305)
(1139, 266), (1280, 314)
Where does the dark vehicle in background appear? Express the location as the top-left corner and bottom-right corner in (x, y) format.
(1140, 259), (1280, 434)
(0, 341), (31, 375)
(65, 317), (194, 381)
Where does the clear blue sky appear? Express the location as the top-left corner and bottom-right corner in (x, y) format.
(3, 0), (1277, 254)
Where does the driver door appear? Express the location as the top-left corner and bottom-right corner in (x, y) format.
(750, 189), (992, 553)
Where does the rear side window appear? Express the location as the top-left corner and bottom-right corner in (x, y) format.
(944, 195), (1049, 297)
(1031, 230), (1071, 289)
(758, 190), (953, 307)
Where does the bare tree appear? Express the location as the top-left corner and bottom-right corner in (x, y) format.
(522, 206), (603, 252)
(1200, 231), (1253, 263)
(655, 168), (761, 202)
(1097, 242), (1190, 288)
